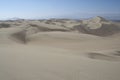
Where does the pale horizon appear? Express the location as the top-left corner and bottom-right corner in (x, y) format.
(0, 0), (120, 20)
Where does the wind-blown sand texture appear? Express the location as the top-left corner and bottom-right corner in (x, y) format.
(0, 16), (120, 80)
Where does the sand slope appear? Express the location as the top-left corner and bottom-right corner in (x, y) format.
(0, 16), (120, 80)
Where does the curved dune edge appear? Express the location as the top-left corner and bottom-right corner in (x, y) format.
(86, 51), (120, 62)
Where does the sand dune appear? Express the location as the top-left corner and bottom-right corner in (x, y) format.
(73, 16), (120, 36)
(0, 16), (120, 80)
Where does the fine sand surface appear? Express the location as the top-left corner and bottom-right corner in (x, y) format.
(0, 16), (120, 80)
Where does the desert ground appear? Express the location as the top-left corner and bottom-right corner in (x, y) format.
(0, 16), (120, 80)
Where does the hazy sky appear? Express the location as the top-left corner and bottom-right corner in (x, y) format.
(0, 0), (120, 19)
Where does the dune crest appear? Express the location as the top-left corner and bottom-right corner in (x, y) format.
(74, 16), (120, 36)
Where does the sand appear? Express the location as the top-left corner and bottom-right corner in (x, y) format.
(0, 16), (120, 80)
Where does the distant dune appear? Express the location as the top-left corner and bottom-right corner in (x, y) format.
(73, 16), (120, 36)
(0, 16), (120, 80)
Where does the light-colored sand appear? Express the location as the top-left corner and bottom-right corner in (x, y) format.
(0, 16), (120, 80)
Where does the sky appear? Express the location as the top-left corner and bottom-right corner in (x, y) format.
(0, 0), (120, 20)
